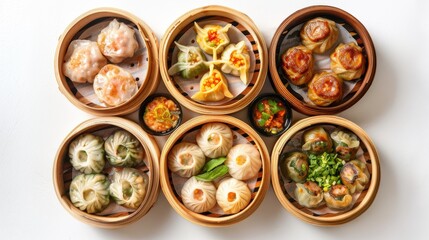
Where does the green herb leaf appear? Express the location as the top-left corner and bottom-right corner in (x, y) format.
(195, 165), (229, 181)
(261, 112), (271, 120)
(201, 157), (227, 173)
(257, 102), (264, 112)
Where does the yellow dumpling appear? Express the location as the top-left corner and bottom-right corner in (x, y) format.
(194, 22), (231, 60)
(220, 41), (251, 84)
(192, 65), (233, 102)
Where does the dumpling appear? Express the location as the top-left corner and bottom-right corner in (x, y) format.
(93, 64), (138, 107)
(307, 71), (343, 106)
(225, 143), (261, 180)
(300, 17), (339, 54)
(323, 184), (353, 210)
(280, 152), (308, 183)
(63, 40), (107, 83)
(167, 41), (209, 79)
(167, 142), (206, 178)
(340, 160), (370, 194)
(69, 173), (110, 213)
(97, 19), (139, 63)
(330, 42), (365, 81)
(105, 130), (144, 167)
(68, 133), (105, 174)
(181, 176), (217, 213)
(281, 45), (314, 86)
(302, 126), (333, 155)
(191, 64), (233, 102)
(109, 168), (147, 209)
(220, 41), (251, 84)
(196, 122), (233, 158)
(294, 181), (323, 208)
(194, 22), (231, 60)
(330, 129), (360, 161)
(216, 178), (251, 214)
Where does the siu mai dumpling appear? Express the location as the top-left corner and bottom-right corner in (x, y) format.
(181, 176), (217, 213)
(194, 22), (231, 60)
(302, 126), (333, 155)
(340, 160), (370, 194)
(93, 64), (138, 107)
(300, 17), (339, 54)
(97, 19), (139, 63)
(220, 41), (251, 84)
(307, 71), (343, 107)
(69, 173), (110, 214)
(109, 168), (148, 209)
(63, 40), (107, 83)
(323, 184), (353, 210)
(191, 64), (233, 102)
(281, 45), (314, 86)
(216, 178), (251, 214)
(168, 42), (209, 79)
(280, 152), (309, 183)
(330, 129), (360, 161)
(225, 144), (262, 180)
(330, 42), (366, 80)
(167, 142), (206, 178)
(196, 122), (233, 158)
(105, 130), (144, 167)
(69, 133), (105, 174)
(294, 181), (323, 208)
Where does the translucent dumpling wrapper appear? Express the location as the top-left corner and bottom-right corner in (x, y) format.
(63, 40), (107, 83)
(168, 142), (206, 178)
(225, 143), (262, 181)
(168, 41), (209, 79)
(302, 126), (333, 155)
(191, 64), (233, 102)
(216, 178), (251, 214)
(109, 168), (148, 209)
(323, 184), (353, 210)
(181, 176), (217, 213)
(196, 122), (233, 158)
(69, 173), (110, 214)
(280, 151), (309, 183)
(330, 129), (360, 161)
(220, 41), (251, 84)
(300, 17), (339, 54)
(69, 133), (105, 174)
(97, 19), (139, 63)
(294, 181), (324, 208)
(194, 22), (231, 60)
(340, 160), (370, 194)
(330, 42), (365, 81)
(105, 130), (144, 167)
(93, 64), (138, 107)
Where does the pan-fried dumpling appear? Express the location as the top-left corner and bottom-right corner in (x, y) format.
(280, 152), (308, 183)
(196, 122), (233, 158)
(93, 64), (138, 107)
(168, 42), (209, 79)
(105, 130), (144, 167)
(216, 178), (251, 214)
(225, 144), (261, 180)
(281, 45), (314, 86)
(181, 176), (217, 213)
(294, 181), (323, 208)
(69, 133), (105, 174)
(323, 184), (353, 210)
(192, 64), (233, 102)
(300, 17), (339, 54)
(331, 129), (360, 161)
(109, 168), (148, 209)
(307, 71), (343, 107)
(220, 41), (250, 84)
(97, 19), (139, 63)
(194, 22), (231, 60)
(340, 160), (370, 194)
(63, 40), (107, 83)
(168, 142), (206, 177)
(330, 42), (365, 81)
(302, 126), (333, 155)
(69, 173), (110, 213)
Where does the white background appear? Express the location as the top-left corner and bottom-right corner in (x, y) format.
(0, 0), (427, 239)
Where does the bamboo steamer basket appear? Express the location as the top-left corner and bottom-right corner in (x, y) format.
(269, 5), (376, 115)
(159, 5), (268, 115)
(54, 8), (159, 116)
(160, 115), (270, 227)
(271, 115), (380, 226)
(53, 117), (160, 228)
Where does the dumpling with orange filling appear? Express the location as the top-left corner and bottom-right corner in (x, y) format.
(281, 45), (314, 86)
(330, 42), (365, 80)
(307, 71), (343, 106)
(194, 22), (231, 60)
(220, 41), (251, 84)
(300, 17), (339, 54)
(192, 65), (233, 102)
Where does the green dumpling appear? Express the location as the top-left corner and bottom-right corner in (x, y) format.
(167, 41), (209, 79)
(109, 168), (148, 209)
(69, 173), (110, 213)
(105, 130), (145, 167)
(69, 133), (105, 174)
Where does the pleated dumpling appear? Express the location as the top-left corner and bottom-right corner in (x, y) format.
(168, 42), (209, 79)
(330, 42), (365, 81)
(63, 40), (107, 83)
(191, 65), (233, 102)
(181, 176), (217, 213)
(194, 22), (231, 60)
(331, 129), (360, 161)
(340, 160), (370, 194)
(220, 41), (251, 84)
(69, 173), (110, 213)
(196, 122), (233, 158)
(167, 142), (206, 177)
(307, 71), (343, 107)
(280, 151), (309, 183)
(323, 184), (353, 210)
(97, 19), (139, 63)
(281, 45), (314, 86)
(302, 126), (333, 155)
(225, 143), (262, 180)
(69, 133), (105, 174)
(300, 17), (339, 54)
(216, 178), (251, 214)
(105, 130), (144, 167)
(294, 181), (324, 208)
(109, 168), (148, 209)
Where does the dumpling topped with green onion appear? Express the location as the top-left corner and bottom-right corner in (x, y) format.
(105, 130), (144, 167)
(69, 133), (105, 174)
(69, 173), (110, 213)
(109, 168), (148, 209)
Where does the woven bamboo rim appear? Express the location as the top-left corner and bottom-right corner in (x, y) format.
(53, 117), (160, 228)
(269, 5), (376, 116)
(159, 5), (268, 115)
(54, 8), (159, 116)
(271, 115), (380, 226)
(159, 115), (270, 227)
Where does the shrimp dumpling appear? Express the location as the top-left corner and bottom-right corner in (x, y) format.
(105, 130), (144, 167)
(168, 142), (206, 177)
(340, 160), (370, 194)
(196, 122), (233, 158)
(300, 17), (339, 54)
(69, 173), (110, 213)
(330, 42), (365, 81)
(323, 184), (353, 210)
(330, 129), (360, 161)
(181, 176), (217, 213)
(69, 133), (105, 174)
(294, 181), (324, 208)
(216, 178), (251, 214)
(302, 126), (333, 155)
(225, 143), (262, 180)
(109, 168), (148, 209)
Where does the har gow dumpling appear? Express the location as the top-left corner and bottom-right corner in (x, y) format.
(105, 130), (144, 167)
(220, 41), (251, 84)
(216, 178), (251, 214)
(109, 168), (148, 209)
(181, 176), (217, 213)
(340, 160), (370, 194)
(294, 181), (323, 208)
(225, 143), (262, 180)
(168, 41), (209, 79)
(191, 64), (233, 102)
(330, 129), (360, 161)
(323, 184), (353, 210)
(302, 126), (333, 155)
(69, 133), (105, 174)
(69, 173), (110, 214)
(194, 22), (231, 60)
(196, 122), (233, 158)
(168, 142), (206, 178)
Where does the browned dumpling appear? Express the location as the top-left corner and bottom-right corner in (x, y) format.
(281, 45), (314, 86)
(330, 42), (366, 80)
(307, 71), (343, 106)
(300, 17), (339, 54)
